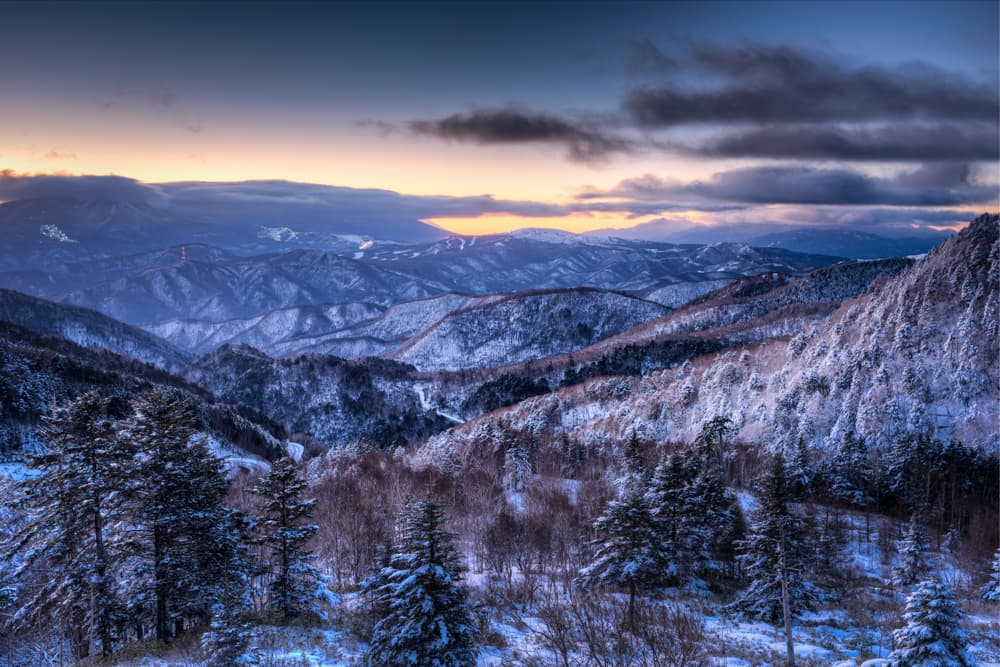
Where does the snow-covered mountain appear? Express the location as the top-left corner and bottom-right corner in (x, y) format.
(387, 288), (670, 371)
(0, 288), (192, 371)
(749, 227), (949, 260)
(0, 195), (444, 271)
(146, 301), (386, 355)
(182, 344), (451, 447)
(6, 232), (841, 331)
(412, 214), (998, 468)
(587, 219), (953, 259)
(0, 321), (285, 462)
(147, 288), (670, 368)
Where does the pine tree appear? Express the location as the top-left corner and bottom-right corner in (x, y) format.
(202, 602), (259, 667)
(580, 487), (671, 625)
(787, 437), (814, 500)
(892, 515), (931, 589)
(888, 578), (975, 667)
(250, 456), (322, 620)
(4, 392), (128, 659)
(621, 430), (647, 489)
(645, 453), (694, 582)
(366, 500), (476, 667)
(689, 451), (742, 577)
(695, 415), (734, 476)
(979, 549), (1000, 602)
(121, 387), (250, 643)
(728, 457), (820, 632)
(828, 431), (872, 508)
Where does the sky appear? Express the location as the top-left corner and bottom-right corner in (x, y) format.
(0, 0), (997, 236)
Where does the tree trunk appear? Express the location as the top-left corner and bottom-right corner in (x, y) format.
(627, 580), (636, 630)
(778, 535), (794, 667)
(154, 525), (170, 643)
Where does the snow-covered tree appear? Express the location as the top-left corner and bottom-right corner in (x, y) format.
(645, 453), (694, 582)
(827, 431), (872, 508)
(202, 601), (259, 667)
(729, 457), (820, 624)
(366, 500), (476, 667)
(645, 450), (740, 583)
(888, 578), (975, 667)
(620, 430), (647, 489)
(122, 388), (249, 643)
(4, 392), (127, 659)
(892, 515), (931, 589)
(979, 549), (1000, 602)
(580, 487), (671, 624)
(695, 415), (734, 475)
(787, 437), (814, 500)
(251, 456), (321, 620)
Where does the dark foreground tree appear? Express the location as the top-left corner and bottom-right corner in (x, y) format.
(366, 500), (476, 667)
(122, 388), (250, 644)
(251, 456), (321, 620)
(4, 392), (127, 659)
(888, 578), (974, 667)
(580, 487), (671, 625)
(728, 457), (820, 666)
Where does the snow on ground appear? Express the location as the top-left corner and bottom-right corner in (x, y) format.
(0, 461), (39, 481)
(415, 383), (464, 424)
(287, 441), (305, 462)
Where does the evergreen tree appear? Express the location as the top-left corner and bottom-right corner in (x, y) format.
(620, 430), (647, 489)
(728, 457), (820, 625)
(828, 431), (871, 508)
(580, 487), (671, 624)
(366, 500), (476, 667)
(892, 515), (931, 589)
(695, 415), (734, 476)
(645, 448), (741, 586)
(202, 601), (259, 667)
(689, 451), (742, 577)
(645, 453), (694, 582)
(979, 549), (1000, 603)
(121, 387), (250, 643)
(888, 578), (975, 667)
(4, 392), (127, 659)
(250, 456), (321, 620)
(787, 437), (814, 500)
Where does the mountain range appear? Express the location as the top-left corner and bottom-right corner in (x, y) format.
(0, 191), (993, 463)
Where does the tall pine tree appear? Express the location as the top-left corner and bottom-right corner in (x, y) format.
(366, 500), (476, 667)
(580, 487), (671, 624)
(892, 515), (931, 589)
(4, 392), (128, 659)
(888, 578), (974, 667)
(121, 388), (250, 643)
(728, 457), (819, 664)
(250, 456), (321, 620)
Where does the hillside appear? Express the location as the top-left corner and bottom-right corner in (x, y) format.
(0, 321), (285, 463)
(388, 288), (670, 371)
(0, 288), (192, 371)
(413, 214), (999, 468)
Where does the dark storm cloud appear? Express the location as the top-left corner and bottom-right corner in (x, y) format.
(409, 108), (633, 162)
(0, 171), (162, 203)
(0, 172), (740, 224)
(683, 123), (1000, 162)
(582, 164), (997, 207)
(624, 43), (999, 127)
